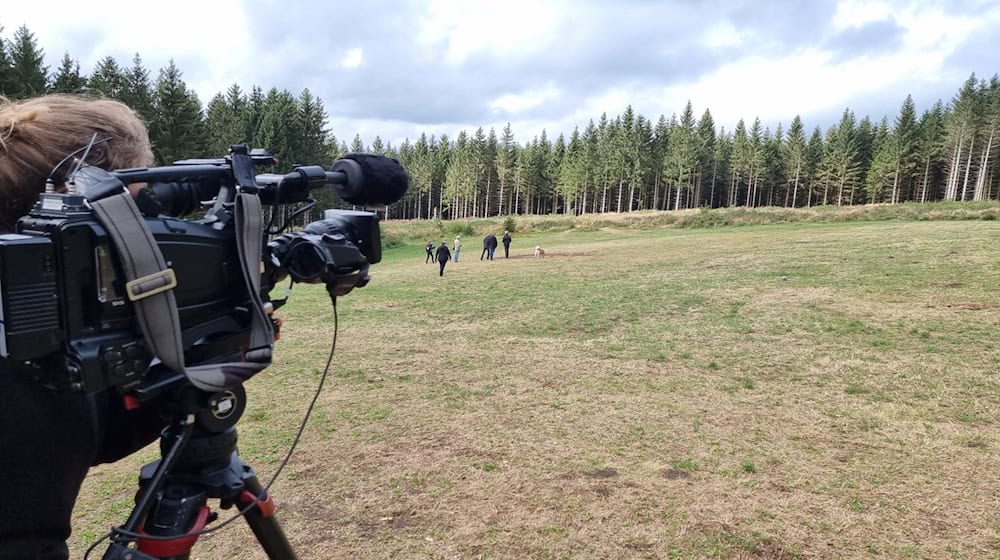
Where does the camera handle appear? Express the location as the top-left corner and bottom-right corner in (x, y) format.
(101, 386), (298, 560)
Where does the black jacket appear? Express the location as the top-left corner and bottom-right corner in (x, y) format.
(502, 233), (511, 246)
(483, 234), (498, 249)
(0, 371), (165, 559)
(436, 244), (451, 262)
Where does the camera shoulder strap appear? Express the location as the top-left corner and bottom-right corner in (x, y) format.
(90, 190), (274, 392)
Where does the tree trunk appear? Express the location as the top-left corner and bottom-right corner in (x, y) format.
(919, 157), (931, 203)
(653, 173), (660, 211)
(974, 126), (995, 201)
(709, 159), (718, 208)
(945, 129), (964, 200)
(616, 177), (624, 213)
(896, 160), (899, 204)
(498, 179), (505, 216)
(791, 165), (801, 207)
(961, 137), (976, 201)
(485, 173), (492, 217)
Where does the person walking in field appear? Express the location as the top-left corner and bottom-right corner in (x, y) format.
(425, 241), (434, 263)
(436, 241), (452, 276)
(502, 230), (512, 258)
(453, 235), (462, 262)
(481, 233), (498, 260)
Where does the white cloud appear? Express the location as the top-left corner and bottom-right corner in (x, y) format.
(416, 0), (566, 64)
(831, 0), (893, 30)
(340, 48), (364, 69)
(489, 85), (561, 114)
(703, 21), (746, 49)
(3, 0), (251, 103)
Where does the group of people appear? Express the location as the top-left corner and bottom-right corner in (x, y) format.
(425, 231), (512, 276)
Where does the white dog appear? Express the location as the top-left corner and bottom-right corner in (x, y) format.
(534, 246), (546, 258)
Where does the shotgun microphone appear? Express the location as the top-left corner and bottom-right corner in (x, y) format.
(253, 153), (410, 207)
(330, 153), (410, 206)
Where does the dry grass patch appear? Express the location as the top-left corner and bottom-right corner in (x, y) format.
(70, 220), (1000, 559)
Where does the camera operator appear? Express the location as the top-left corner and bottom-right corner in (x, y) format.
(0, 94), (167, 560)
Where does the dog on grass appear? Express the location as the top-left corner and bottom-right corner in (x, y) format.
(534, 246), (546, 258)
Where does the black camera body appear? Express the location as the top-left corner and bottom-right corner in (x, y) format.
(0, 195), (250, 393)
(0, 146), (405, 395)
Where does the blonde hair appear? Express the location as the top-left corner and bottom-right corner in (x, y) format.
(0, 94), (154, 230)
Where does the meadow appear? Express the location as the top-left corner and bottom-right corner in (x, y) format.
(71, 209), (1000, 559)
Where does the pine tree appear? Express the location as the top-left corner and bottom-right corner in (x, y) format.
(710, 129), (732, 208)
(408, 133), (434, 218)
(149, 60), (206, 164)
(241, 86), (265, 148)
(256, 88), (303, 171)
(804, 127), (824, 207)
(853, 116), (876, 204)
(866, 122), (895, 204)
(972, 76), (999, 201)
(49, 52), (85, 94)
(495, 122), (516, 216)
(350, 133), (365, 153)
(88, 56), (126, 99)
(580, 119), (600, 214)
(298, 88), (330, 165)
(121, 54), (154, 124)
(784, 116), (807, 207)
(664, 102), (698, 209)
(820, 109), (861, 206)
(943, 74), (982, 201)
(8, 25), (47, 98)
(915, 102), (947, 202)
(892, 95), (920, 202)
(763, 125), (785, 207)
(557, 127), (585, 214)
(204, 93), (233, 156)
(746, 118), (766, 206)
(634, 116), (655, 210)
(482, 127), (498, 216)
(694, 109), (716, 207)
(0, 24), (13, 95)
(729, 119), (749, 207)
(443, 130), (475, 218)
(651, 115), (670, 210)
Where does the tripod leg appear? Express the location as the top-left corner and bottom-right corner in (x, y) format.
(235, 474), (298, 560)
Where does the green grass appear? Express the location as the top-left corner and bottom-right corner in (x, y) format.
(70, 215), (1000, 560)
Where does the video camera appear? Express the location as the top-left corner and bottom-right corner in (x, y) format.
(0, 144), (408, 397)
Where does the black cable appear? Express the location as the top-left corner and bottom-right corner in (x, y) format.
(86, 300), (339, 555)
(46, 135), (111, 188)
(272, 200), (318, 235)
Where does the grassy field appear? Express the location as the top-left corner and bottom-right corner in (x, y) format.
(71, 216), (999, 559)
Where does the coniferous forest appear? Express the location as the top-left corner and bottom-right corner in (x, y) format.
(2, 24), (999, 219)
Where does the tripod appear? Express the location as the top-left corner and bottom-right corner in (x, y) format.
(101, 384), (298, 560)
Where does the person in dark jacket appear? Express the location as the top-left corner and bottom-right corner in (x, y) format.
(425, 240), (434, 263)
(0, 94), (166, 560)
(502, 230), (512, 258)
(436, 241), (452, 276)
(481, 233), (498, 260)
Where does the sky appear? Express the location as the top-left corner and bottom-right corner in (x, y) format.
(4, 0), (998, 148)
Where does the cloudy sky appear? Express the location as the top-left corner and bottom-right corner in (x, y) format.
(4, 0), (998, 147)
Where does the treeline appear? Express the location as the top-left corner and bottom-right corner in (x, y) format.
(2, 23), (998, 220)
